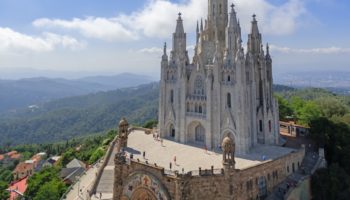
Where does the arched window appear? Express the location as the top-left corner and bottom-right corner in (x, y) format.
(195, 124), (205, 142)
(170, 90), (174, 103)
(227, 93), (231, 108)
(258, 177), (267, 198)
(227, 75), (231, 82)
(212, 4), (215, 16)
(194, 76), (204, 96)
(259, 120), (263, 132)
(199, 105), (202, 113)
(269, 120), (272, 132)
(219, 4), (222, 14)
(187, 102), (190, 112)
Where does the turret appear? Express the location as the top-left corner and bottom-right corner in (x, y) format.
(247, 14), (262, 55)
(208, 0), (228, 43)
(162, 42), (168, 61)
(196, 21), (200, 44)
(172, 13), (186, 55)
(226, 4), (241, 57)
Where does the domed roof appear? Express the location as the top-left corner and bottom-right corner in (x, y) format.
(119, 118), (129, 126)
(222, 136), (234, 152)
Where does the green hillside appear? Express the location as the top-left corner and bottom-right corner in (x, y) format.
(0, 83), (298, 146)
(0, 83), (159, 146)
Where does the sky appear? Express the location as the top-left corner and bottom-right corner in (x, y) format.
(0, 0), (349, 79)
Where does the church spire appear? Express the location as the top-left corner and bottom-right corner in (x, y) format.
(247, 14), (262, 54)
(162, 42), (167, 60)
(172, 12), (186, 54)
(250, 14), (259, 36)
(196, 20), (200, 43)
(200, 18), (203, 32)
(228, 4), (238, 30)
(175, 12), (184, 34)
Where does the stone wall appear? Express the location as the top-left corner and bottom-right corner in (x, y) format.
(114, 147), (305, 200)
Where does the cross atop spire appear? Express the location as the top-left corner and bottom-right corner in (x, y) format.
(231, 3), (235, 9)
(252, 14), (257, 21)
(178, 12), (182, 18)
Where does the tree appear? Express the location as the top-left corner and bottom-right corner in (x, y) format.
(0, 181), (10, 200)
(33, 179), (66, 200)
(276, 95), (293, 120)
(316, 97), (347, 118)
(25, 167), (62, 198)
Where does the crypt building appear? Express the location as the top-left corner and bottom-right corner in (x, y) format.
(158, 0), (279, 154)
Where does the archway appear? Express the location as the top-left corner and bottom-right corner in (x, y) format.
(187, 121), (206, 145)
(131, 187), (157, 200)
(122, 172), (170, 200)
(169, 124), (175, 138)
(258, 176), (267, 198)
(195, 124), (205, 142)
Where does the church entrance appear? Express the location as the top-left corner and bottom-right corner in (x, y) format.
(187, 121), (206, 145)
(169, 124), (175, 138)
(195, 124), (205, 142)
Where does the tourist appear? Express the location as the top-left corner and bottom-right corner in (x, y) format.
(174, 156), (177, 165)
(170, 162), (172, 169)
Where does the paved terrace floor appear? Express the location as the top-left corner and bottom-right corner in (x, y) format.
(125, 130), (297, 172)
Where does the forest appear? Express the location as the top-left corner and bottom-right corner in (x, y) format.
(275, 88), (350, 199)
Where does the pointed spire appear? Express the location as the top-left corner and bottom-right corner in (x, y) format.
(247, 14), (262, 54)
(266, 43), (271, 60)
(251, 14), (259, 36)
(228, 3), (238, 29)
(175, 12), (184, 34)
(163, 42), (167, 55)
(162, 42), (168, 61)
(200, 18), (203, 31)
(196, 21), (199, 43)
(196, 21), (199, 33)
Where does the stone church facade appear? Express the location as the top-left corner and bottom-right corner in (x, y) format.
(158, 0), (279, 154)
(111, 1), (306, 200)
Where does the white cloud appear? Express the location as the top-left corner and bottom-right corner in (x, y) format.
(138, 47), (163, 54)
(33, 17), (138, 42)
(0, 27), (84, 53)
(270, 45), (350, 54)
(32, 0), (307, 42)
(232, 0), (306, 35)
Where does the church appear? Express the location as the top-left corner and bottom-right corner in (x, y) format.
(111, 1), (305, 200)
(158, 0), (279, 154)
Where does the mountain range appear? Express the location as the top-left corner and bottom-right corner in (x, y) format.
(0, 73), (155, 113)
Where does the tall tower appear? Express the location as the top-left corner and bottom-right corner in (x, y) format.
(208, 0), (228, 44)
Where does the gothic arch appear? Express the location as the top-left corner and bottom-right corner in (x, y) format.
(187, 121), (206, 144)
(165, 121), (175, 139)
(122, 171), (170, 200)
